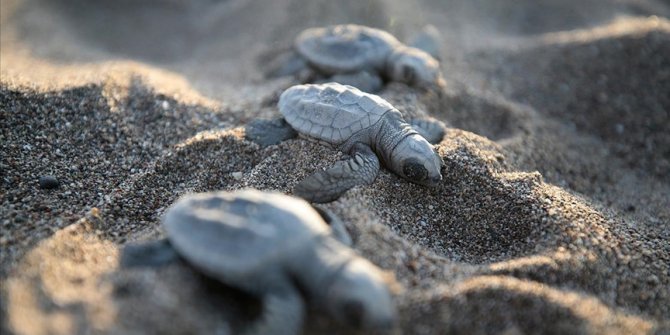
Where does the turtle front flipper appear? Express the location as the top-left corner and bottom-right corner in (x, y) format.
(294, 143), (380, 203)
(245, 117), (298, 148)
(409, 117), (448, 144)
(120, 238), (180, 268)
(245, 285), (305, 335)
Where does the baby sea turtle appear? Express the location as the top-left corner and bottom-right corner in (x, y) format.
(246, 82), (446, 203)
(122, 190), (397, 335)
(266, 24), (445, 92)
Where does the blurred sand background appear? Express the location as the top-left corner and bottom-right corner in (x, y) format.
(1, 0), (669, 334)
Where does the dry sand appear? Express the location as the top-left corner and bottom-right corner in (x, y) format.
(1, 0), (669, 334)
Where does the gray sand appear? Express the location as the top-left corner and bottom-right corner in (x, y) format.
(2, 0), (669, 334)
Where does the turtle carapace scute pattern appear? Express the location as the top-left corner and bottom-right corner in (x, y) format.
(278, 82), (445, 203)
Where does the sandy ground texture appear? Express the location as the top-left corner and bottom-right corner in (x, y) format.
(2, 0), (669, 334)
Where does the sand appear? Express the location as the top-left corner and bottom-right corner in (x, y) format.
(1, 0), (669, 334)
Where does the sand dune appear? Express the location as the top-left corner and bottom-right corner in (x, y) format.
(2, 0), (669, 334)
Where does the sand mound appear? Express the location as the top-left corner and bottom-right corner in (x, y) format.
(365, 131), (547, 263)
(0, 79), (231, 272)
(483, 18), (670, 178)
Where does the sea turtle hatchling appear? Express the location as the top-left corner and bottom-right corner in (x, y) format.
(121, 190), (397, 335)
(266, 24), (445, 92)
(246, 82), (447, 203)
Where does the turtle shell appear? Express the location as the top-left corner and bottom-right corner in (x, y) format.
(163, 190), (330, 293)
(278, 83), (394, 145)
(295, 24), (401, 74)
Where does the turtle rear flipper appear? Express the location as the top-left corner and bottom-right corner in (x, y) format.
(245, 117), (298, 148)
(120, 238), (180, 268)
(294, 143), (379, 203)
(245, 285), (305, 335)
(409, 117), (448, 144)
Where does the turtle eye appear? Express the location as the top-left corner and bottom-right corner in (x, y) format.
(403, 159), (428, 181)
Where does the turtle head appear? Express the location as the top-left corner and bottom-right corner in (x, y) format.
(388, 47), (445, 89)
(326, 258), (398, 331)
(391, 134), (444, 186)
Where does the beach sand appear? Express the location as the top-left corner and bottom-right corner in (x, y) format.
(1, 0), (669, 334)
